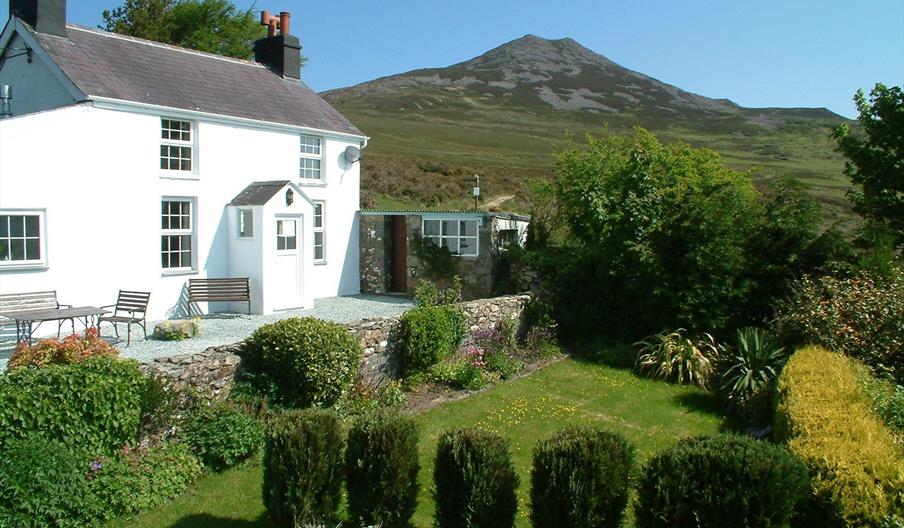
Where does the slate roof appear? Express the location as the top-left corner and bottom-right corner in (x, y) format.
(30, 24), (363, 137)
(229, 181), (291, 206)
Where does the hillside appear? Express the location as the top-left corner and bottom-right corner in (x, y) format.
(324, 35), (852, 223)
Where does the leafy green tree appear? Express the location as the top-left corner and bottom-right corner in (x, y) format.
(102, 0), (265, 60)
(833, 83), (904, 246)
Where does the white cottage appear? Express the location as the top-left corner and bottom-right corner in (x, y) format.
(0, 0), (367, 322)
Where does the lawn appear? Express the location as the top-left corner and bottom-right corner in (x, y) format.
(111, 356), (734, 527)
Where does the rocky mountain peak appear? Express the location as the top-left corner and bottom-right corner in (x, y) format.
(455, 34), (617, 76)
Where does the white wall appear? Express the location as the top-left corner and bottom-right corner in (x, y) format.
(0, 33), (78, 116)
(0, 104), (363, 324)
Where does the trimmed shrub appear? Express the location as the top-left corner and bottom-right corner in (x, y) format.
(180, 401), (264, 470)
(345, 411), (420, 527)
(635, 434), (809, 528)
(531, 426), (635, 528)
(0, 356), (145, 455)
(7, 327), (117, 369)
(262, 409), (345, 527)
(0, 436), (100, 528)
(400, 305), (466, 374)
(89, 442), (203, 519)
(775, 346), (904, 526)
(774, 270), (904, 382)
(243, 317), (362, 407)
(434, 428), (519, 528)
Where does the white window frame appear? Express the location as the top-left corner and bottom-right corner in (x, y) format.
(313, 201), (325, 263)
(276, 218), (299, 252)
(160, 118), (195, 176)
(0, 209), (47, 269)
(422, 218), (479, 257)
(237, 209), (254, 239)
(299, 134), (323, 181)
(161, 198), (196, 273)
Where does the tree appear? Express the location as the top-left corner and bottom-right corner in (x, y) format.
(102, 0), (265, 60)
(833, 83), (904, 246)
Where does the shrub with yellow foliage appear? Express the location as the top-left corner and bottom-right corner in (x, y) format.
(775, 345), (904, 527)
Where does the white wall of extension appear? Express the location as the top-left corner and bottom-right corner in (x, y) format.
(0, 103), (362, 324)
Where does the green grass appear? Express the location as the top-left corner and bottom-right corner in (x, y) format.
(111, 356), (734, 527)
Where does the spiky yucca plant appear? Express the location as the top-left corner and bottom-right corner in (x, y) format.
(720, 327), (787, 415)
(634, 329), (718, 388)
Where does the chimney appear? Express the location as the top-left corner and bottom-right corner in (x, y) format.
(253, 10), (301, 80)
(10, 0), (67, 38)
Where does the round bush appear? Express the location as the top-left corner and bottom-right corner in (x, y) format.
(434, 427), (519, 528)
(345, 410), (420, 528)
(0, 436), (100, 528)
(531, 426), (635, 528)
(635, 435), (810, 528)
(244, 317), (362, 407)
(0, 356), (145, 455)
(400, 305), (466, 374)
(262, 409), (345, 527)
(180, 401), (264, 470)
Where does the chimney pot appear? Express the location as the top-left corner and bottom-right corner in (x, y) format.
(279, 12), (290, 36)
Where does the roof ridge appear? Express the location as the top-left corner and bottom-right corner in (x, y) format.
(65, 23), (265, 69)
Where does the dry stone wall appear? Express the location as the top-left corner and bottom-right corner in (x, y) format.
(143, 294), (531, 398)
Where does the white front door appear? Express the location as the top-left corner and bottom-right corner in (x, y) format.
(273, 216), (302, 310)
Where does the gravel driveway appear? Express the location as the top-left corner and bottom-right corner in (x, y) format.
(0, 294), (413, 369)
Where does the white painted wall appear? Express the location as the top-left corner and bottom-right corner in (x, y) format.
(491, 216), (530, 247)
(0, 103), (362, 325)
(0, 32), (79, 116)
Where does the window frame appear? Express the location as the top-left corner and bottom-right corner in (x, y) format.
(422, 218), (479, 257)
(0, 209), (47, 269)
(276, 218), (299, 252)
(160, 118), (195, 177)
(237, 209), (254, 239)
(313, 201), (326, 263)
(160, 198), (196, 273)
(299, 134), (323, 182)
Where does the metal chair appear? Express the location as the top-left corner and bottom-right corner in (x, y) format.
(98, 290), (150, 346)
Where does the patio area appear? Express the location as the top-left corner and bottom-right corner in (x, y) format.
(0, 294), (413, 370)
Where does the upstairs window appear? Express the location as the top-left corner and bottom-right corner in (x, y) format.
(238, 209), (253, 238)
(0, 211), (46, 268)
(423, 218), (479, 256)
(160, 118), (193, 172)
(313, 202), (325, 262)
(299, 134), (322, 180)
(161, 199), (194, 270)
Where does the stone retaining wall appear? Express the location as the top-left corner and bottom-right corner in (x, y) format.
(144, 294), (531, 399)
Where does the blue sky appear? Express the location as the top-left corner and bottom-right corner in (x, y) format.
(2, 0), (902, 118)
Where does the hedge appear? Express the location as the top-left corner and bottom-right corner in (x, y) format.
(0, 357), (145, 455)
(634, 434), (809, 528)
(243, 317), (362, 407)
(775, 345), (904, 526)
(400, 305), (466, 374)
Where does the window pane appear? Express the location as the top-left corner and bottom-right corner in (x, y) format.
(239, 210), (253, 237)
(314, 231), (323, 248)
(0, 240), (8, 261)
(25, 239), (40, 260)
(10, 239), (24, 260)
(460, 220), (477, 237)
(459, 238), (477, 255)
(0, 216), (7, 237)
(300, 134), (321, 155)
(9, 216), (23, 237)
(442, 237), (459, 253)
(423, 220), (440, 236)
(314, 246), (323, 261)
(283, 220), (296, 236)
(286, 236), (297, 250)
(314, 203), (323, 228)
(277, 237), (286, 250)
(441, 220), (458, 237)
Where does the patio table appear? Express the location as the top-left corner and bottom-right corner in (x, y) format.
(7, 306), (110, 344)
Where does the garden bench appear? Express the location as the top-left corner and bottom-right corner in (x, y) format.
(0, 290), (73, 342)
(187, 278), (251, 315)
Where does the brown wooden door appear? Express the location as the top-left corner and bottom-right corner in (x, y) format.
(390, 215), (408, 292)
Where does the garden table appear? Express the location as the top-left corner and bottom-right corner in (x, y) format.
(7, 306), (110, 344)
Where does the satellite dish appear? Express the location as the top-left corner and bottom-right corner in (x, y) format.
(344, 146), (361, 164)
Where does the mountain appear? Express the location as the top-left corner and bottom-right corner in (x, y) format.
(324, 35), (851, 221)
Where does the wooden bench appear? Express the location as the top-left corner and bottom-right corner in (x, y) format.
(187, 278), (251, 315)
(0, 290), (71, 341)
